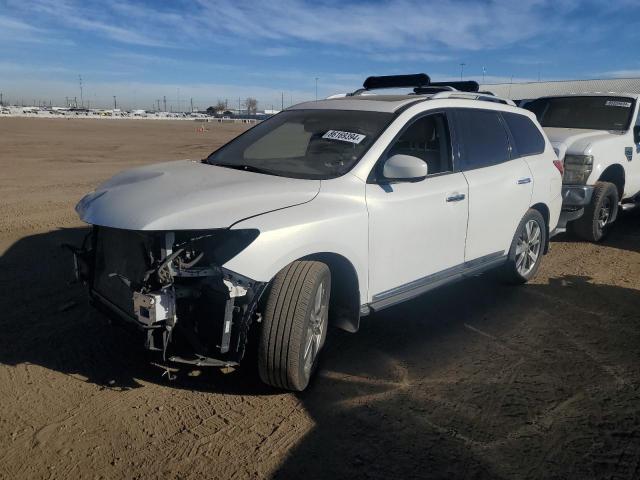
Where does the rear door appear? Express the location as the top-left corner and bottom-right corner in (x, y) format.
(454, 108), (533, 262)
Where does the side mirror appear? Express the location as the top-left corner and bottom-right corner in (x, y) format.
(634, 125), (640, 144)
(382, 154), (428, 181)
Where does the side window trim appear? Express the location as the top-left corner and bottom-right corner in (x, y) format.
(498, 112), (517, 160)
(367, 109), (458, 184)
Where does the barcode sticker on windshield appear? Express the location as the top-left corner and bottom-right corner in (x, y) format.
(605, 100), (632, 107)
(323, 130), (366, 144)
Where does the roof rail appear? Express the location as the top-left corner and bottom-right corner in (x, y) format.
(430, 91), (516, 106)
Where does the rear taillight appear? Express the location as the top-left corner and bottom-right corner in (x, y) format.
(553, 159), (564, 176)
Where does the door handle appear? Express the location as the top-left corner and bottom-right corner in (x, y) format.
(517, 177), (532, 184)
(446, 193), (466, 202)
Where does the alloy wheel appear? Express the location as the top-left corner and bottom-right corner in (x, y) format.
(302, 281), (328, 376)
(598, 196), (612, 229)
(515, 219), (542, 276)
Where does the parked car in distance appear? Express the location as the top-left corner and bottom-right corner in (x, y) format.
(523, 94), (640, 241)
(72, 74), (562, 391)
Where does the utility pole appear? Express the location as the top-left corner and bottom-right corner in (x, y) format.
(315, 77), (319, 101)
(281, 92), (284, 110)
(74, 96), (77, 108)
(0, 92), (3, 106)
(190, 97), (193, 113)
(163, 96), (166, 112)
(238, 97), (241, 116)
(113, 95), (117, 110)
(459, 63), (466, 80)
(78, 75), (83, 107)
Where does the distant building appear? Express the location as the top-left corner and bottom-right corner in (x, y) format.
(480, 77), (640, 101)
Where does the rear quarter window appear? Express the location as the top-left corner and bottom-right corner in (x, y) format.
(502, 112), (545, 157)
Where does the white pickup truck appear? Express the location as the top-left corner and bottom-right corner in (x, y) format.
(524, 94), (640, 241)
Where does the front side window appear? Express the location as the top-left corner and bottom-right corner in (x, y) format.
(502, 112), (545, 157)
(206, 109), (393, 180)
(387, 113), (452, 176)
(457, 109), (510, 170)
(524, 96), (635, 131)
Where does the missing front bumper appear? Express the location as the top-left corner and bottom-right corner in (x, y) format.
(74, 226), (266, 369)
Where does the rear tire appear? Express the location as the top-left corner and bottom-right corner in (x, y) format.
(569, 181), (618, 242)
(258, 261), (330, 391)
(502, 209), (546, 284)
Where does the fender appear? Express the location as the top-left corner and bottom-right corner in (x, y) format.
(223, 174), (370, 305)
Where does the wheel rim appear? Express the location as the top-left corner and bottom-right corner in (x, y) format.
(515, 219), (542, 276)
(303, 281), (328, 376)
(598, 197), (611, 229)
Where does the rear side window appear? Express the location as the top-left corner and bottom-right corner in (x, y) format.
(457, 109), (510, 170)
(502, 112), (545, 157)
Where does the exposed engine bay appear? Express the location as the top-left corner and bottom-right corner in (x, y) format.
(70, 226), (266, 368)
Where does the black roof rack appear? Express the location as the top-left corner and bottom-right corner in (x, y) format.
(346, 74), (514, 105)
(353, 75), (481, 95)
(362, 73), (431, 91)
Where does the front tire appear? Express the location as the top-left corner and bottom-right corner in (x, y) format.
(258, 261), (330, 391)
(503, 209), (546, 284)
(569, 181), (618, 242)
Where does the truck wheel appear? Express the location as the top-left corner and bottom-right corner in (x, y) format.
(258, 261), (330, 391)
(502, 209), (546, 284)
(570, 181), (618, 242)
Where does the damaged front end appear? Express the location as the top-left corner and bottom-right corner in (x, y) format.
(71, 226), (266, 368)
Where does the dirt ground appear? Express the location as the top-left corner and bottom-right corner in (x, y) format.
(0, 117), (639, 480)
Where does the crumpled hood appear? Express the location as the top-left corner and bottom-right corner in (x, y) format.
(76, 160), (320, 230)
(543, 127), (619, 159)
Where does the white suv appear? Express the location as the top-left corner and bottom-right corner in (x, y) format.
(524, 94), (640, 241)
(73, 74), (562, 391)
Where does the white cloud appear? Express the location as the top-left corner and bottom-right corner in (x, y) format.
(0, 14), (74, 45)
(3, 0), (587, 53)
(192, 0), (572, 51)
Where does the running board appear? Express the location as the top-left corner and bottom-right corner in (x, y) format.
(365, 251), (506, 313)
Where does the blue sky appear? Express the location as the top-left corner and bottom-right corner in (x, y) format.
(1, 0), (640, 110)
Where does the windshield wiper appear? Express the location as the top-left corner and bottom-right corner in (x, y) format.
(210, 162), (279, 176)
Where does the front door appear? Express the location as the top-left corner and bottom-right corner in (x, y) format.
(366, 112), (469, 303)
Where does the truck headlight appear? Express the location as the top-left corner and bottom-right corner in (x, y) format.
(563, 154), (593, 184)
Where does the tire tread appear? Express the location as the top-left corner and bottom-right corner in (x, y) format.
(258, 260), (329, 391)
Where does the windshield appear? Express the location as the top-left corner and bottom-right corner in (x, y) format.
(206, 109), (394, 179)
(524, 96), (635, 131)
